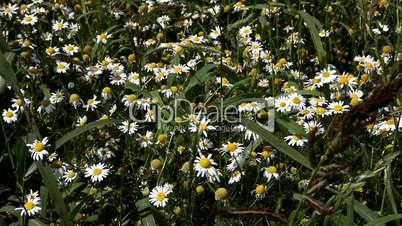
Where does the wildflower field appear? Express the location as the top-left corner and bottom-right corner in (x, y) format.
(1, 0), (402, 225)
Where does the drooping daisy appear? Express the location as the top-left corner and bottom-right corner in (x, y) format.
(15, 190), (41, 216)
(56, 61), (70, 73)
(149, 184), (172, 207)
(284, 134), (307, 147)
(263, 165), (279, 181)
(122, 94), (137, 107)
(75, 115), (87, 127)
(254, 184), (266, 198)
(83, 95), (100, 111)
(69, 93), (82, 109)
(194, 153), (218, 178)
(228, 170), (243, 184)
(62, 169), (77, 183)
(84, 163), (110, 183)
(2, 108), (18, 124)
(27, 137), (49, 161)
(11, 97), (31, 111)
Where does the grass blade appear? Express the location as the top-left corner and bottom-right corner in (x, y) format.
(36, 161), (72, 226)
(55, 119), (114, 149)
(242, 119), (312, 170)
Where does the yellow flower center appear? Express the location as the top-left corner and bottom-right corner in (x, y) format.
(34, 143), (44, 152)
(5, 111), (14, 118)
(127, 94), (137, 102)
(199, 157), (210, 168)
(339, 75), (348, 84)
(57, 63), (65, 69)
(69, 94), (80, 102)
(266, 166), (277, 174)
(386, 118), (395, 126)
(292, 135), (301, 141)
(226, 143), (238, 152)
(256, 185), (265, 194)
(333, 105), (343, 112)
(92, 167), (102, 176)
(87, 99), (95, 105)
(322, 71), (330, 78)
(67, 171), (76, 178)
(15, 98), (24, 106)
(198, 122), (207, 131)
(279, 102), (286, 108)
(25, 16), (33, 22)
(156, 192), (166, 201)
(316, 107), (326, 114)
(24, 201), (35, 210)
(292, 97), (301, 104)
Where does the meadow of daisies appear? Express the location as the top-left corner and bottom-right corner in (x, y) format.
(0, 0), (402, 225)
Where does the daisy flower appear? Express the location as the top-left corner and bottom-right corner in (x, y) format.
(122, 94), (137, 107)
(2, 108), (18, 124)
(11, 97), (30, 111)
(254, 184), (266, 198)
(228, 170), (243, 184)
(21, 14), (38, 25)
(222, 142), (244, 158)
(194, 153), (218, 178)
(96, 32), (112, 44)
(317, 67), (337, 84)
(284, 134), (307, 147)
(56, 61), (70, 73)
(1, 3), (19, 19)
(62, 44), (79, 56)
(84, 163), (110, 183)
(137, 131), (154, 148)
(27, 137), (50, 161)
(109, 73), (127, 85)
(288, 93), (305, 110)
(149, 184), (172, 208)
(62, 170), (77, 183)
(15, 190), (41, 216)
(239, 25), (252, 38)
(275, 96), (291, 113)
(328, 101), (349, 114)
(118, 120), (138, 135)
(263, 165), (279, 181)
(83, 95), (100, 111)
(189, 117), (216, 137)
(52, 19), (69, 32)
(303, 121), (324, 135)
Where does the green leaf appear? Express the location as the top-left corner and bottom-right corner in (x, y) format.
(36, 162), (72, 226)
(55, 119), (114, 149)
(184, 64), (216, 94)
(0, 51), (17, 88)
(363, 214), (402, 226)
(276, 117), (307, 137)
(353, 200), (379, 223)
(298, 11), (326, 64)
(242, 119), (312, 170)
(28, 219), (47, 226)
